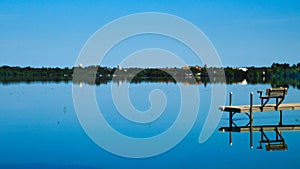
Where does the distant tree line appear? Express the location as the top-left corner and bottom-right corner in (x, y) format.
(1, 63), (300, 88)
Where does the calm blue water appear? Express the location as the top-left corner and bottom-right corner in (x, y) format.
(1, 82), (300, 169)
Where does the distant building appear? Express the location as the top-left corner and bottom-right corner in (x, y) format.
(188, 65), (202, 70)
(238, 68), (248, 72)
(182, 65), (190, 70)
(195, 65), (202, 70)
(117, 65), (122, 70)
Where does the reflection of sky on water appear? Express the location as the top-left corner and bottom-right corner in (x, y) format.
(0, 83), (300, 168)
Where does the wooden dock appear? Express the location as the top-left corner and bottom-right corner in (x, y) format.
(219, 103), (300, 113)
(219, 125), (300, 132)
(218, 90), (300, 150)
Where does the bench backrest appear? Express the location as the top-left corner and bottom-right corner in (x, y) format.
(265, 88), (288, 98)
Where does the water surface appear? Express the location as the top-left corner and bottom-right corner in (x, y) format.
(1, 82), (300, 168)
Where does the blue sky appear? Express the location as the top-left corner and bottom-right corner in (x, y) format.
(0, 0), (300, 68)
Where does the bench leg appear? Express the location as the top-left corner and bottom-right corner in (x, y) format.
(260, 98), (270, 111)
(276, 98), (278, 110)
(276, 98), (284, 109)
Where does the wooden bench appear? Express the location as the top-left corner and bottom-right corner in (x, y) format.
(257, 87), (288, 108)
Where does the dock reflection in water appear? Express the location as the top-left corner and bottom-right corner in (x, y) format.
(219, 124), (300, 151)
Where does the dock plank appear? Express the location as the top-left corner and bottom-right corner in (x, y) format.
(219, 125), (300, 132)
(219, 103), (300, 113)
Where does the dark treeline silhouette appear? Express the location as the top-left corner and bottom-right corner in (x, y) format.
(1, 63), (300, 88)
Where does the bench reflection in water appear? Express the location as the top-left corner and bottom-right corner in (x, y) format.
(219, 124), (300, 151)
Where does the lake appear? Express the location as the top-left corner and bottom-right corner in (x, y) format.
(1, 81), (300, 169)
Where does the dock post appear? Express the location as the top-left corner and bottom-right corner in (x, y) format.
(229, 92), (233, 146)
(229, 92), (232, 106)
(250, 92), (253, 148)
(279, 110), (283, 126)
(229, 93), (233, 126)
